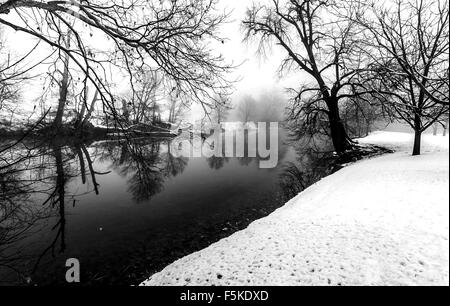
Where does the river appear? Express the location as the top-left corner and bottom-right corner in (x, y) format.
(0, 130), (336, 285)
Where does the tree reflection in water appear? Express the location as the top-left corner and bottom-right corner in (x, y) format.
(100, 139), (188, 203)
(0, 137), (188, 284)
(279, 136), (337, 202)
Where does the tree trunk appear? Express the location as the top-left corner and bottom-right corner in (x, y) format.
(122, 99), (130, 122)
(413, 113), (422, 156)
(81, 90), (98, 127)
(355, 107), (361, 138)
(74, 88), (87, 130)
(53, 54), (70, 130)
(327, 98), (352, 153)
(78, 102), (86, 126)
(413, 129), (422, 156)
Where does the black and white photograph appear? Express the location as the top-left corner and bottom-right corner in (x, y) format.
(0, 0), (448, 293)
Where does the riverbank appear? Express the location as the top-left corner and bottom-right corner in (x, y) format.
(0, 121), (177, 143)
(141, 131), (449, 286)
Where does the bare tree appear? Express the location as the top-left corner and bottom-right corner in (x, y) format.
(0, 75), (20, 127)
(341, 95), (389, 138)
(237, 94), (257, 124)
(211, 93), (232, 124)
(51, 34), (72, 130)
(0, 0), (233, 126)
(243, 0), (372, 153)
(257, 91), (287, 122)
(167, 89), (190, 124)
(355, 0), (449, 155)
(74, 86), (99, 130)
(124, 70), (163, 125)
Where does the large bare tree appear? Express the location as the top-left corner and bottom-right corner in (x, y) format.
(0, 0), (233, 125)
(243, 0), (370, 153)
(355, 0), (449, 155)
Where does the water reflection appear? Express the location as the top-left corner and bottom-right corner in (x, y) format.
(279, 139), (336, 202)
(1, 141), (106, 284)
(100, 140), (188, 203)
(0, 132), (335, 285)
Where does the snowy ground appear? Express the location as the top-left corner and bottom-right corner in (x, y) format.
(141, 132), (449, 286)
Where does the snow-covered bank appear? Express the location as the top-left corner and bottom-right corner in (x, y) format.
(141, 132), (449, 286)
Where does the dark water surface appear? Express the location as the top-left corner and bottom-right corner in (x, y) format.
(0, 131), (334, 285)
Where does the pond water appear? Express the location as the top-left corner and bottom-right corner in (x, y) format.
(0, 130), (335, 285)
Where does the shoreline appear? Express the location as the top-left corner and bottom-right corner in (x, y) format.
(140, 131), (449, 286)
(131, 141), (393, 286)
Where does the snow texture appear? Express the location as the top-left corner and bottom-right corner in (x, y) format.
(141, 132), (449, 286)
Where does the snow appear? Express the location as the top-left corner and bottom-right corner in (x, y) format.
(357, 131), (449, 154)
(141, 132), (449, 286)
